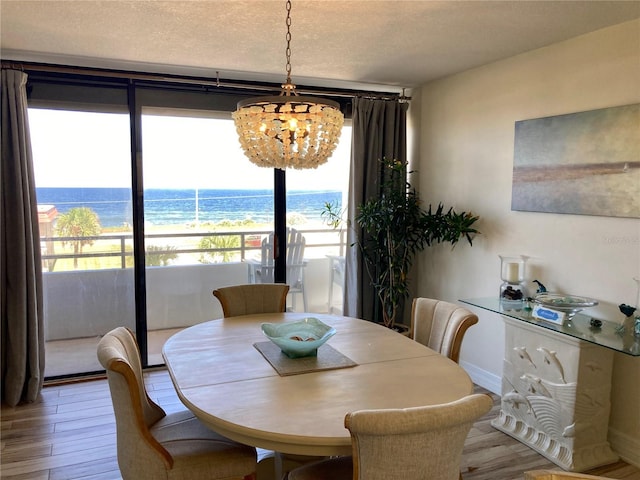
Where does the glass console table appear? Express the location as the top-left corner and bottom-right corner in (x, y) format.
(460, 297), (640, 356)
(459, 297), (638, 472)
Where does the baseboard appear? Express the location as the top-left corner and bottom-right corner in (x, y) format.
(459, 360), (501, 395)
(609, 427), (640, 468)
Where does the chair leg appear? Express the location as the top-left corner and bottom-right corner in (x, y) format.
(275, 452), (285, 480)
(289, 289), (307, 312)
(302, 287), (308, 312)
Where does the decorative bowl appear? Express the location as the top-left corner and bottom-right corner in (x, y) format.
(533, 293), (599, 318)
(261, 318), (336, 358)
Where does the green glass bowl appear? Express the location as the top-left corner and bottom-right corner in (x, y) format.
(261, 318), (336, 358)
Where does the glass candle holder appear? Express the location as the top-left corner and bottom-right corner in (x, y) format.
(499, 255), (527, 305)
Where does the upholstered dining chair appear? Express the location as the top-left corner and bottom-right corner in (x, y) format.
(97, 327), (257, 480)
(524, 471), (614, 480)
(212, 283), (316, 478)
(287, 393), (493, 480)
(410, 297), (479, 364)
(213, 283), (289, 317)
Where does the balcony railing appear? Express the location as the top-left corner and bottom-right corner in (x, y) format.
(40, 227), (347, 271)
(40, 227), (348, 345)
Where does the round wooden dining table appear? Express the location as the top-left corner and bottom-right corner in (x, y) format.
(162, 312), (473, 457)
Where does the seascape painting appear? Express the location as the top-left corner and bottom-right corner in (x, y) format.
(511, 104), (639, 218)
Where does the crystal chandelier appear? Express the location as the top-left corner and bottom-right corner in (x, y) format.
(232, 0), (344, 170)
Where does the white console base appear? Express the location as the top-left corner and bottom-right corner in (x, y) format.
(492, 316), (619, 472)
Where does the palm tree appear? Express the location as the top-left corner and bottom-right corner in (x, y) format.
(145, 245), (178, 266)
(55, 207), (101, 269)
(198, 233), (240, 263)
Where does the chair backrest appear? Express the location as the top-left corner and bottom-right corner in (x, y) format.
(524, 471), (615, 480)
(410, 298), (478, 363)
(346, 394), (493, 480)
(213, 283), (290, 317)
(96, 327), (173, 476)
(258, 227), (306, 287)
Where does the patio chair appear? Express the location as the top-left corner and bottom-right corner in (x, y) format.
(247, 227), (308, 311)
(97, 326), (257, 480)
(287, 393), (493, 480)
(213, 283), (289, 317)
(410, 298), (479, 364)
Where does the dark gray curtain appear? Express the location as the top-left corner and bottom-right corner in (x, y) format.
(1, 69), (45, 406)
(344, 97), (408, 321)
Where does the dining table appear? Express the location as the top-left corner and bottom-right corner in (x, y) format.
(162, 312), (474, 458)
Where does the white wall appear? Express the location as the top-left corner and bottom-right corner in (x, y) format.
(414, 19), (640, 466)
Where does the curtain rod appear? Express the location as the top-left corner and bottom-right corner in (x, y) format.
(1, 61), (411, 102)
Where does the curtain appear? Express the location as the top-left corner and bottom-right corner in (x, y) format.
(1, 68), (45, 406)
(344, 97), (408, 321)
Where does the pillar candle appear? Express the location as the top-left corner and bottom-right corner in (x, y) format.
(505, 262), (520, 283)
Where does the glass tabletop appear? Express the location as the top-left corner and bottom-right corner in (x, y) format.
(460, 297), (640, 356)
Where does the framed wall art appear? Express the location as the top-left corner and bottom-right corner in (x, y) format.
(511, 103), (639, 218)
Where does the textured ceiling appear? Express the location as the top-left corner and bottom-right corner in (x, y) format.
(1, 1), (639, 92)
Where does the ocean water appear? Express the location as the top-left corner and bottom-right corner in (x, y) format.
(36, 188), (342, 228)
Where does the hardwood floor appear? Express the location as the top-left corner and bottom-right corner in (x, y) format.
(463, 386), (640, 480)
(1, 370), (638, 480)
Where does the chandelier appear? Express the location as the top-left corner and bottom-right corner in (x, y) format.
(232, 0), (344, 170)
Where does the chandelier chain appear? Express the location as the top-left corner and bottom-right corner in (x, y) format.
(232, 0), (344, 170)
(285, 0), (292, 86)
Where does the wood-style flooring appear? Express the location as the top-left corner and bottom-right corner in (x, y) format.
(1, 370), (638, 480)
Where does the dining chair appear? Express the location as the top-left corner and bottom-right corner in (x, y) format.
(410, 297), (479, 364)
(213, 283), (289, 316)
(247, 227), (308, 311)
(212, 282), (318, 478)
(97, 326), (257, 480)
(524, 471), (614, 480)
(287, 393), (493, 480)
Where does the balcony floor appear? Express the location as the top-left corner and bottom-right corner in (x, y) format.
(44, 328), (182, 378)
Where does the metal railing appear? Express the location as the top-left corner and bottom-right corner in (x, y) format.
(41, 227), (347, 271)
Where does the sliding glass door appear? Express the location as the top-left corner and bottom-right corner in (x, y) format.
(284, 125), (351, 313)
(29, 104), (135, 378)
(140, 109), (273, 365)
(26, 70), (350, 378)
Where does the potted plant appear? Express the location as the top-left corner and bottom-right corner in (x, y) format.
(323, 159), (480, 329)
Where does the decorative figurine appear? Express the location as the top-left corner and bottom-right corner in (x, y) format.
(619, 303), (637, 318)
(617, 303), (638, 336)
(617, 278), (640, 335)
(533, 279), (547, 294)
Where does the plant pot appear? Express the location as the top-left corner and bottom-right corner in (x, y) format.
(376, 322), (411, 337)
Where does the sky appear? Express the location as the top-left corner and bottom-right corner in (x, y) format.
(28, 108), (351, 192)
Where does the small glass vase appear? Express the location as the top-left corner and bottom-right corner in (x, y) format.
(499, 255), (527, 307)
